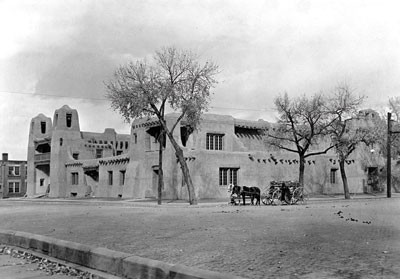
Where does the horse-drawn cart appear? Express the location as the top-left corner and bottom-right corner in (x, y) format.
(261, 181), (308, 205)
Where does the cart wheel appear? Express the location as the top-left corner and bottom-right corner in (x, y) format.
(261, 195), (270, 205)
(300, 191), (309, 205)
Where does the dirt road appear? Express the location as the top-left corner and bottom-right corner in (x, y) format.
(0, 197), (399, 278)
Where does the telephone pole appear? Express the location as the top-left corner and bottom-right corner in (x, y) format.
(387, 112), (392, 198)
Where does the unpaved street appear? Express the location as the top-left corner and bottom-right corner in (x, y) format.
(0, 198), (399, 278)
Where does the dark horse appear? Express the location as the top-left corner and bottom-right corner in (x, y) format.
(228, 184), (261, 205)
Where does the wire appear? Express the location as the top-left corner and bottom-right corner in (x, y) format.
(0, 90), (276, 112)
(0, 90), (106, 101)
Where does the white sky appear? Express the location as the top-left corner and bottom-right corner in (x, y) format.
(1, 0), (400, 159)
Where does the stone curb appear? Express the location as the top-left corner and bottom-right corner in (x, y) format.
(0, 229), (244, 279)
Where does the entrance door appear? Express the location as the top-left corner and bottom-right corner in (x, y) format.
(149, 166), (159, 198)
(367, 167), (380, 192)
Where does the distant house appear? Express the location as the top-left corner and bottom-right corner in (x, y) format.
(26, 105), (384, 200)
(0, 153), (27, 198)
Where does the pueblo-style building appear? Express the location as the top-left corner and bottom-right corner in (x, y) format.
(26, 105), (384, 199)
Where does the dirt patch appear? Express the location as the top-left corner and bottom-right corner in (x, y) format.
(0, 199), (399, 278)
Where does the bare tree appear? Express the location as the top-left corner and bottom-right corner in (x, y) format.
(267, 93), (335, 187)
(327, 84), (369, 199)
(106, 47), (219, 205)
(388, 96), (400, 121)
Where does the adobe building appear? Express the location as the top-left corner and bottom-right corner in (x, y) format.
(26, 105), (385, 200)
(0, 153), (27, 198)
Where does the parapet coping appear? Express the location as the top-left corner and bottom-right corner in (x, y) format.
(0, 229), (244, 279)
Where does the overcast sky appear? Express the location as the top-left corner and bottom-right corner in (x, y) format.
(1, 0), (400, 159)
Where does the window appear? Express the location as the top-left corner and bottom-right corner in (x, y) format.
(125, 141), (129, 149)
(8, 166), (20, 176)
(72, 153), (79, 160)
(40, 122), (46, 134)
(330, 168), (338, 184)
(120, 141), (123, 149)
(120, 170), (126, 186)
(206, 133), (224, 150)
(40, 178), (44, 186)
(66, 113), (72, 128)
(116, 150), (123, 156)
(9, 181), (20, 193)
(96, 149), (102, 158)
(219, 168), (238, 186)
(133, 134), (137, 144)
(108, 171), (113, 186)
(60, 138), (63, 146)
(71, 172), (79, 185)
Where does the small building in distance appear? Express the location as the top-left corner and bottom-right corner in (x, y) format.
(0, 153), (27, 198)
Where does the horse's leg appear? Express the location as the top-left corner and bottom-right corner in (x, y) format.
(242, 193), (246, 206)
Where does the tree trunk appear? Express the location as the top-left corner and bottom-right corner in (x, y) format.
(339, 159), (351, 199)
(160, 122), (197, 205)
(157, 130), (164, 205)
(299, 156), (305, 187)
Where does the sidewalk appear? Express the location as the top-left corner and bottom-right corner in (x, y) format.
(5, 192), (400, 208)
(0, 254), (69, 279)
(0, 246), (118, 279)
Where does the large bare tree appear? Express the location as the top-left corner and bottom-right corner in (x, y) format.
(327, 84), (368, 199)
(106, 47), (219, 205)
(267, 93), (335, 187)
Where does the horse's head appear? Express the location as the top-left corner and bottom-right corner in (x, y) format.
(228, 184), (234, 193)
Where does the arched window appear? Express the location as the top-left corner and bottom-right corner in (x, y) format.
(60, 138), (63, 146)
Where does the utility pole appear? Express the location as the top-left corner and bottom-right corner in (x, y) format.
(387, 112), (392, 198)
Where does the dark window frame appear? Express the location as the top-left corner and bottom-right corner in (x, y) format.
(71, 172), (79, 185)
(120, 170), (126, 186)
(66, 113), (72, 128)
(219, 168), (238, 186)
(108, 171), (113, 186)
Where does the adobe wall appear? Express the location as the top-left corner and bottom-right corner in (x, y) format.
(27, 114), (52, 197)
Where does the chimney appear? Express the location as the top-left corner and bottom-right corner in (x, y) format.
(2, 153), (8, 162)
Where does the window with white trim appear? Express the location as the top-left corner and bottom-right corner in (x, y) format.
(206, 133), (224, 150)
(8, 181), (20, 193)
(219, 168), (238, 186)
(8, 166), (20, 176)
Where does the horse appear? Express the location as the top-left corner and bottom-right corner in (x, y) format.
(228, 184), (261, 206)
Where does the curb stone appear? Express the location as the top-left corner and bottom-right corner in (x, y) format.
(0, 229), (244, 279)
